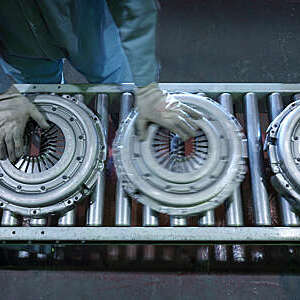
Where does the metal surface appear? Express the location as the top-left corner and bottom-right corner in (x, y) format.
(219, 93), (246, 262)
(58, 209), (76, 226)
(0, 83), (299, 246)
(15, 83), (300, 95)
(0, 94), (106, 218)
(170, 217), (187, 227)
(87, 94), (109, 226)
(113, 93), (247, 216)
(267, 93), (300, 226)
(244, 93), (271, 225)
(1, 210), (18, 226)
(30, 218), (47, 227)
(143, 206), (159, 226)
(115, 93), (134, 226)
(266, 96), (300, 214)
(0, 227), (299, 243)
(220, 93), (244, 227)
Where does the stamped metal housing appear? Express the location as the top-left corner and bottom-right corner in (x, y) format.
(113, 93), (247, 216)
(0, 94), (106, 218)
(266, 99), (300, 211)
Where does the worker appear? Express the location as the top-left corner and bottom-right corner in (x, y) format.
(0, 0), (201, 162)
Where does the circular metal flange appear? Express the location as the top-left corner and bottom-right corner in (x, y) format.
(113, 93), (247, 216)
(266, 100), (300, 211)
(0, 94), (106, 217)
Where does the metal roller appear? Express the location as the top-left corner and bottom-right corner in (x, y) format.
(115, 93), (134, 226)
(113, 93), (247, 216)
(87, 94), (109, 226)
(0, 94), (106, 218)
(219, 93), (245, 262)
(244, 93), (271, 225)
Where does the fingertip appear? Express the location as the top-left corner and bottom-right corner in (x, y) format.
(139, 131), (147, 142)
(43, 120), (50, 129)
(8, 153), (16, 163)
(15, 149), (24, 159)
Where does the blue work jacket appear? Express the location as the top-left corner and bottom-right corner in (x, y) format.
(0, 0), (159, 86)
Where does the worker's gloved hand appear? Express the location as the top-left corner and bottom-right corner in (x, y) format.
(135, 83), (203, 141)
(0, 86), (49, 162)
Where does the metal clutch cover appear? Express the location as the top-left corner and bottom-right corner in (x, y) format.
(113, 93), (247, 216)
(266, 100), (300, 211)
(0, 94), (106, 217)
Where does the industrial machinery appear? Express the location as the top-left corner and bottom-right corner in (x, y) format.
(0, 93), (106, 225)
(0, 83), (299, 267)
(266, 96), (300, 214)
(113, 93), (247, 216)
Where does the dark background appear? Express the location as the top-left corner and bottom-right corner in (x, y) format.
(2, 0), (300, 299)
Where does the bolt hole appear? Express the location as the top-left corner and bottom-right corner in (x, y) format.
(12, 231), (15, 235)
(295, 137), (299, 141)
(32, 210), (37, 215)
(67, 200), (72, 205)
(17, 185), (22, 190)
(32, 86), (36, 89)
(70, 117), (74, 122)
(0, 173), (3, 178)
(274, 124), (278, 128)
(41, 231), (45, 235)
(41, 186), (45, 191)
(62, 175), (67, 180)
(57, 85), (61, 89)
(76, 156), (81, 161)
(52, 107), (57, 111)
(286, 184), (289, 188)
(75, 196), (78, 200)
(0, 203), (3, 207)
(79, 135), (84, 140)
(94, 117), (98, 121)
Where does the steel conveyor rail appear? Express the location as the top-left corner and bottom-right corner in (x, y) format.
(1, 83), (300, 248)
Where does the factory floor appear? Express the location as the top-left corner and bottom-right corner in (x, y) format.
(0, 271), (298, 300)
(1, 1), (300, 299)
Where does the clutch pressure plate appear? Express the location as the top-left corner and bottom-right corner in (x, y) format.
(113, 93), (247, 216)
(0, 94), (106, 217)
(266, 100), (300, 211)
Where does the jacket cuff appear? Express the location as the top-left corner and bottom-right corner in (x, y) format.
(0, 84), (21, 100)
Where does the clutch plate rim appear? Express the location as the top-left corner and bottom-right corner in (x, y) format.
(113, 93), (246, 216)
(0, 94), (106, 217)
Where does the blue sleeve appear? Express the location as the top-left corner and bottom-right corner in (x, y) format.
(108, 0), (159, 86)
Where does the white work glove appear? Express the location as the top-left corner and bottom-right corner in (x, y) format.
(135, 83), (202, 141)
(0, 86), (49, 162)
